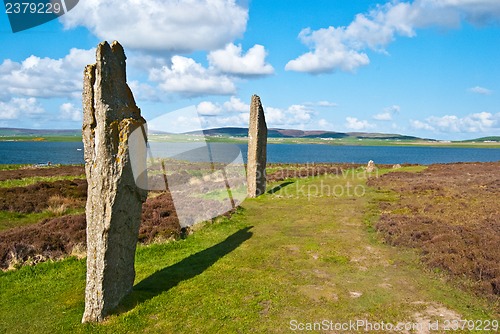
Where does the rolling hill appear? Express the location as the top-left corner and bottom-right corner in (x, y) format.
(0, 127), (498, 143)
(197, 127), (430, 141)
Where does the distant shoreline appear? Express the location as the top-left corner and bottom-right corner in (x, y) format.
(1, 135), (499, 149)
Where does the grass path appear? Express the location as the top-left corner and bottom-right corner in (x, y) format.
(0, 168), (496, 333)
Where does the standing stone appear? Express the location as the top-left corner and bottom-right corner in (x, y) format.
(366, 160), (376, 173)
(82, 41), (148, 323)
(247, 95), (267, 197)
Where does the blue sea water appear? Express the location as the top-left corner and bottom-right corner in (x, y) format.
(0, 141), (499, 165)
(0, 141), (85, 165)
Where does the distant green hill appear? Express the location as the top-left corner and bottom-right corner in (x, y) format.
(0, 128), (80, 136)
(197, 127), (430, 141)
(2, 126), (497, 144)
(461, 136), (500, 142)
(0, 128), (81, 142)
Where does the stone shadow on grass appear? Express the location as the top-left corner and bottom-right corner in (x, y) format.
(113, 226), (253, 315)
(267, 181), (294, 194)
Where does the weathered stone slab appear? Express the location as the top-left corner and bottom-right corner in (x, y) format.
(247, 95), (267, 197)
(82, 41), (148, 323)
(366, 160), (376, 173)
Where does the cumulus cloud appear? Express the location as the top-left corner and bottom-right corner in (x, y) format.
(374, 105), (400, 121)
(317, 118), (333, 129)
(61, 0), (248, 53)
(193, 97), (320, 128)
(304, 100), (338, 108)
(411, 112), (500, 132)
(59, 103), (82, 121)
(196, 96), (251, 114)
(201, 113), (249, 129)
(316, 101), (338, 107)
(345, 117), (375, 131)
(0, 97), (45, 120)
(196, 101), (222, 116)
(285, 26), (370, 73)
(469, 86), (493, 95)
(0, 48), (95, 99)
(149, 56), (236, 97)
(410, 119), (435, 131)
(266, 104), (316, 127)
(208, 43), (274, 76)
(223, 96), (250, 112)
(373, 112), (393, 121)
(286, 0), (500, 74)
(128, 81), (161, 102)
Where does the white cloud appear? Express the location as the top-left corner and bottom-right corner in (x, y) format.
(61, 0), (248, 53)
(373, 112), (393, 121)
(384, 105), (401, 113)
(468, 86), (492, 95)
(59, 103), (82, 121)
(304, 100), (338, 107)
(194, 97), (318, 128)
(0, 97), (45, 120)
(411, 112), (500, 132)
(223, 96), (250, 113)
(374, 105), (400, 121)
(196, 101), (222, 116)
(285, 26), (370, 73)
(317, 118), (333, 129)
(208, 43), (274, 76)
(0, 48), (95, 99)
(286, 0), (500, 74)
(265, 104), (316, 127)
(128, 81), (161, 102)
(201, 113), (249, 129)
(345, 117), (375, 131)
(316, 101), (338, 107)
(410, 119), (435, 131)
(149, 56), (236, 97)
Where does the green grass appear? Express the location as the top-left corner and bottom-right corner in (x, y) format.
(0, 164), (29, 171)
(0, 167), (497, 333)
(0, 175), (85, 188)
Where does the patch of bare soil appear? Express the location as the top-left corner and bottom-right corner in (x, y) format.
(0, 165), (84, 181)
(368, 162), (500, 298)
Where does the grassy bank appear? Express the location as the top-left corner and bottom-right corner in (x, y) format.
(0, 167), (497, 333)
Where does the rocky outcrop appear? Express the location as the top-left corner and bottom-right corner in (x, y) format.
(81, 41), (148, 323)
(247, 95), (267, 197)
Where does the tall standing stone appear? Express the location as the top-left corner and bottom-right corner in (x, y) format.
(247, 95), (268, 197)
(82, 41), (148, 323)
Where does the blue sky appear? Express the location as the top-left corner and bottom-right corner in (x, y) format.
(0, 0), (499, 140)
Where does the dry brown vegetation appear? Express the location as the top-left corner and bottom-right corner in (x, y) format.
(0, 165), (183, 269)
(0, 179), (87, 213)
(368, 162), (500, 298)
(0, 163), (250, 269)
(0, 165), (84, 181)
(0, 191), (184, 269)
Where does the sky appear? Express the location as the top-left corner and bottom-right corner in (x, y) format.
(0, 0), (499, 140)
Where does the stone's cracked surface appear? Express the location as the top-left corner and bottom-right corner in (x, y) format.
(82, 41), (148, 323)
(247, 95), (267, 198)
